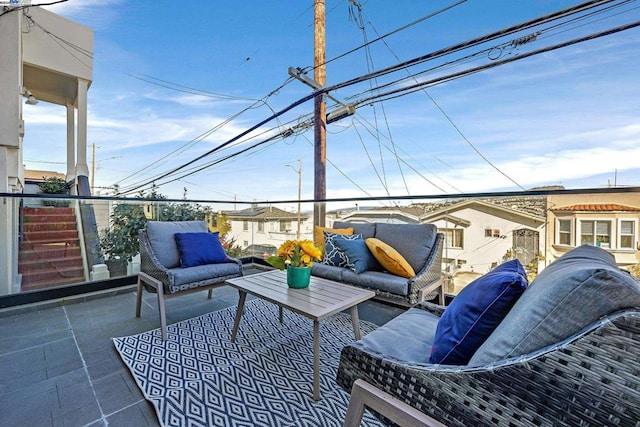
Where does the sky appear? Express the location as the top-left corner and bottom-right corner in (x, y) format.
(20, 0), (640, 210)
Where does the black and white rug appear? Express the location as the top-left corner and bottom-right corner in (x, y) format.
(113, 299), (384, 426)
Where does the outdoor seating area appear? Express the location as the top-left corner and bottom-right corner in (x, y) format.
(2, 243), (640, 425)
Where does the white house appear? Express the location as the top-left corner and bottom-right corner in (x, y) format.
(0, 6), (93, 294)
(226, 205), (314, 252)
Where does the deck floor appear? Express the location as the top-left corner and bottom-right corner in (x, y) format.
(0, 267), (405, 426)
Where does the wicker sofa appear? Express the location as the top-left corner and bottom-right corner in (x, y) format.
(311, 221), (444, 306)
(337, 245), (640, 425)
(136, 220), (243, 339)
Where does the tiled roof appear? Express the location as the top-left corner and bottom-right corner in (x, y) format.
(553, 204), (640, 212)
(226, 206), (306, 219)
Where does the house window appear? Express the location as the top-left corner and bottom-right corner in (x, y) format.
(242, 220), (248, 231)
(484, 228), (500, 238)
(558, 219), (572, 245)
(619, 220), (636, 249)
(441, 228), (463, 249)
(257, 221), (264, 233)
(580, 220), (611, 248)
(280, 220), (291, 232)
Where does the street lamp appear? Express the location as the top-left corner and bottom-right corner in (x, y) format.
(286, 160), (302, 240)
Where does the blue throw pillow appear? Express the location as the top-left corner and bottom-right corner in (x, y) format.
(429, 259), (528, 365)
(174, 232), (229, 268)
(332, 236), (381, 274)
(322, 231), (363, 268)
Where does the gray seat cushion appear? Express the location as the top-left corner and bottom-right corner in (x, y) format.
(374, 223), (437, 274)
(469, 245), (640, 365)
(169, 262), (241, 287)
(357, 307), (440, 364)
(146, 221), (208, 268)
(341, 270), (409, 296)
(311, 263), (344, 282)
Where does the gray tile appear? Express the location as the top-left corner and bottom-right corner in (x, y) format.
(93, 369), (145, 415)
(107, 400), (160, 427)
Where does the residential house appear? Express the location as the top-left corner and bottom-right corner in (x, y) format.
(226, 205), (313, 253)
(547, 192), (640, 268)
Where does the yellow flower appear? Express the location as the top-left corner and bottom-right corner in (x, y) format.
(267, 239), (322, 269)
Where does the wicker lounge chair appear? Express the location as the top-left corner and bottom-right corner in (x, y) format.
(136, 220), (242, 340)
(337, 245), (640, 425)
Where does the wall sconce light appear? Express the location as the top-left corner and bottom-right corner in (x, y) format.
(21, 87), (39, 105)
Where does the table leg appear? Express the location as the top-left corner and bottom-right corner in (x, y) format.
(230, 291), (247, 343)
(350, 305), (362, 340)
(313, 320), (320, 401)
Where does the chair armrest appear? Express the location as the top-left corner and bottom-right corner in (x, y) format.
(344, 379), (446, 427)
(407, 233), (444, 304)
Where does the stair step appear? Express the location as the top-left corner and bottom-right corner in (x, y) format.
(18, 256), (83, 272)
(23, 222), (78, 232)
(20, 273), (85, 291)
(23, 207), (75, 215)
(19, 245), (82, 262)
(21, 231), (79, 243)
(23, 214), (77, 224)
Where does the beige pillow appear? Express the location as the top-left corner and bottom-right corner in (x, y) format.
(314, 226), (353, 256)
(365, 238), (415, 278)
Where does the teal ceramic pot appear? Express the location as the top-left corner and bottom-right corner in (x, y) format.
(287, 266), (311, 288)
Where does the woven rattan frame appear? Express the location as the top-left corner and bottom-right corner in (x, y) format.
(337, 303), (640, 426)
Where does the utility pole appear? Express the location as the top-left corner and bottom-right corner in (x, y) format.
(296, 159), (302, 239)
(90, 143), (95, 194)
(287, 160), (303, 240)
(313, 0), (326, 228)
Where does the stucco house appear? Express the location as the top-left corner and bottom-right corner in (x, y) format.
(226, 205), (313, 253)
(547, 192), (640, 268)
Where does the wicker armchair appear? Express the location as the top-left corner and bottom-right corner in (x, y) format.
(338, 305), (640, 426)
(136, 221), (242, 340)
(337, 245), (640, 425)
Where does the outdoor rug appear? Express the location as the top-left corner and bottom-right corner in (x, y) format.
(113, 299), (384, 426)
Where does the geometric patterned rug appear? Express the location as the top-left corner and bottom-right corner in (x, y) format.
(113, 299), (384, 427)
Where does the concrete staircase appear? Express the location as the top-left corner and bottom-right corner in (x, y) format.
(19, 207), (85, 291)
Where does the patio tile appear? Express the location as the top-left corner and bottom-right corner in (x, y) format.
(106, 400), (160, 426)
(92, 369), (146, 415)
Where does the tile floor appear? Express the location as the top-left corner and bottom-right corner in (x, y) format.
(0, 267), (405, 426)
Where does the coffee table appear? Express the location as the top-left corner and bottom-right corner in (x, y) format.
(226, 269), (376, 401)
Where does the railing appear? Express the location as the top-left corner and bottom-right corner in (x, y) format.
(1, 186), (639, 307)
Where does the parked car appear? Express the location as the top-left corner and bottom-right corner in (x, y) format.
(243, 244), (277, 258)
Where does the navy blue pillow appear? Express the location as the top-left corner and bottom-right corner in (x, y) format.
(322, 231), (363, 268)
(332, 236), (381, 274)
(429, 259), (528, 365)
(174, 232), (229, 268)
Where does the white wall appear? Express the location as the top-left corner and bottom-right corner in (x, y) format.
(435, 206), (542, 275)
(0, 10), (24, 294)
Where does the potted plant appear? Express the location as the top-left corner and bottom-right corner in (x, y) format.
(37, 176), (72, 207)
(266, 240), (321, 288)
(100, 226), (138, 277)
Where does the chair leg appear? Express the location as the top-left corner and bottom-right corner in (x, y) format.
(135, 275), (144, 318)
(156, 283), (168, 341)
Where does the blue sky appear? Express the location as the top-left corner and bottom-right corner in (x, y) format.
(22, 0), (640, 207)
